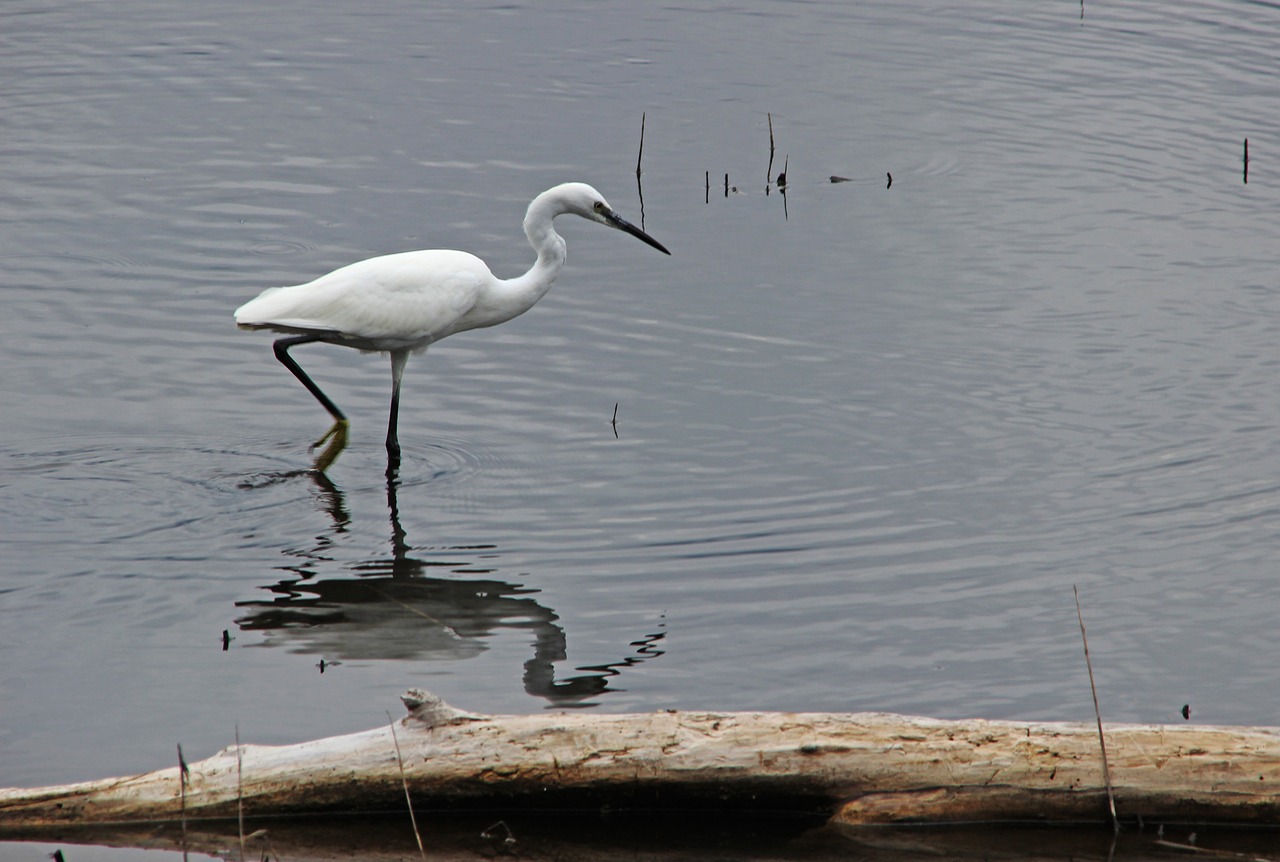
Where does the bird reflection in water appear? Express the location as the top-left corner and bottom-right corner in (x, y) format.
(234, 467), (664, 707)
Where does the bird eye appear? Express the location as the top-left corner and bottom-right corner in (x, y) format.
(593, 201), (606, 213)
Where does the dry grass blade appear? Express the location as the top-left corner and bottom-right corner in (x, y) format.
(235, 724), (245, 862)
(388, 712), (427, 862)
(1074, 585), (1117, 833)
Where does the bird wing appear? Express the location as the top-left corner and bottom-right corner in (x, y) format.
(235, 249), (491, 347)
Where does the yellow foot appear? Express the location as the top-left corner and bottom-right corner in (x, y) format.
(309, 419), (349, 472)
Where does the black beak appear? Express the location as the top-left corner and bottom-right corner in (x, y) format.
(606, 210), (671, 255)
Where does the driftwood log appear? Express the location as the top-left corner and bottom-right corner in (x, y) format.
(2, 690), (1280, 831)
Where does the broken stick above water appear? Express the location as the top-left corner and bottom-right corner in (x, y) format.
(3, 689), (1280, 830)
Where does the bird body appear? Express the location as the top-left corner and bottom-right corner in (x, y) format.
(234, 182), (669, 471)
(237, 248), (503, 352)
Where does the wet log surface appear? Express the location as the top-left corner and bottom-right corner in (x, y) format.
(2, 690), (1279, 833)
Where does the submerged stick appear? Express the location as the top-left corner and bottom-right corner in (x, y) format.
(1156, 838), (1278, 862)
(1075, 585), (1118, 833)
(481, 820), (517, 852)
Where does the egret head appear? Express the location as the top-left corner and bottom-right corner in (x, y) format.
(546, 182), (671, 255)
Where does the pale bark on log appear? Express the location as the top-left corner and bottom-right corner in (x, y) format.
(2, 693), (1280, 829)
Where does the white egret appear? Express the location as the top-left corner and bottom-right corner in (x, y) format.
(235, 182), (670, 470)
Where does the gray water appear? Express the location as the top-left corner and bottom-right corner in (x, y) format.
(2, 0), (1279, 822)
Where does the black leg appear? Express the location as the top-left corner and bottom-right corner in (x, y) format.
(273, 335), (346, 422)
(386, 384), (401, 455)
(386, 349), (409, 459)
(385, 394), (402, 480)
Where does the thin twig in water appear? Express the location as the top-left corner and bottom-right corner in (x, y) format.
(1074, 585), (1118, 833)
(766, 112), (776, 182)
(636, 169), (647, 230)
(235, 724), (245, 862)
(778, 155), (790, 220)
(177, 744), (189, 857)
(636, 112), (645, 178)
(388, 711), (427, 862)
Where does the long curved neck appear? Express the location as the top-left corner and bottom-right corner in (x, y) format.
(492, 192), (568, 319)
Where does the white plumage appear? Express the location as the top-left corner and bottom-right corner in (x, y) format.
(234, 182), (670, 471)
(237, 249), (492, 350)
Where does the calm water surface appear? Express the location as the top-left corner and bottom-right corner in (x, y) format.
(3, 0), (1280, 837)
